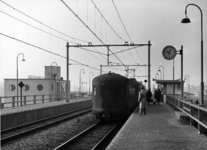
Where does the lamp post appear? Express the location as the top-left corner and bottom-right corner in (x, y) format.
(156, 72), (160, 89)
(17, 53), (25, 106)
(79, 69), (85, 93)
(51, 62), (57, 101)
(159, 65), (164, 80)
(181, 4), (204, 105)
(89, 72), (94, 97)
(158, 68), (163, 100)
(185, 74), (190, 100)
(158, 70), (162, 80)
(156, 71), (159, 80)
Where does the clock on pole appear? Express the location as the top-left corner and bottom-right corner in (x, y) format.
(162, 45), (177, 60)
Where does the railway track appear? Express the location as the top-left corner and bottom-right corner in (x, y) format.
(54, 121), (120, 150)
(1, 106), (92, 145)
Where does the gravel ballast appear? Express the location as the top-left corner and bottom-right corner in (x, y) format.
(1, 113), (98, 150)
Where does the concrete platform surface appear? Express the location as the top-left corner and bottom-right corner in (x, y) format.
(106, 103), (207, 150)
(0, 98), (91, 115)
(1, 98), (92, 130)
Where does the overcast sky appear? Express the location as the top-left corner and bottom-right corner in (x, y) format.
(0, 0), (207, 91)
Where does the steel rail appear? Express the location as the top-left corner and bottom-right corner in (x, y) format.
(54, 122), (119, 150)
(1, 107), (92, 145)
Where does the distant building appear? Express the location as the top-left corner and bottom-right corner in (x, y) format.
(4, 66), (70, 101)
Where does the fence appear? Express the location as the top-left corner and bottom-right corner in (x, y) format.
(0, 93), (89, 109)
(166, 95), (207, 134)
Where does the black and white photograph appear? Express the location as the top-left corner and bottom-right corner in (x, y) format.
(0, 0), (207, 149)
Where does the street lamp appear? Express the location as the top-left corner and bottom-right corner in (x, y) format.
(51, 62), (57, 101)
(89, 72), (94, 97)
(185, 74), (190, 100)
(159, 65), (164, 80)
(17, 53), (25, 106)
(158, 70), (162, 80)
(156, 71), (159, 80)
(79, 69), (85, 93)
(181, 3), (204, 105)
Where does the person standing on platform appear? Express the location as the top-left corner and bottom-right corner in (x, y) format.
(156, 89), (162, 105)
(153, 89), (157, 105)
(146, 89), (152, 106)
(138, 86), (147, 115)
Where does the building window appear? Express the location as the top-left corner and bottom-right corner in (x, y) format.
(23, 84), (30, 91)
(9, 84), (16, 91)
(37, 84), (43, 91)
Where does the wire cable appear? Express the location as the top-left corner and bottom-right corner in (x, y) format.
(91, 0), (126, 42)
(60, 0), (126, 67)
(0, 32), (102, 71)
(0, 0), (89, 43)
(111, 0), (141, 65)
(111, 0), (132, 42)
(0, 9), (107, 62)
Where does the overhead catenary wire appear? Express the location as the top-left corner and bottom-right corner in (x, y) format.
(0, 9), (107, 62)
(60, 0), (126, 67)
(90, 0), (126, 42)
(0, 0), (109, 62)
(111, 0), (132, 42)
(0, 32), (104, 72)
(111, 0), (142, 65)
(0, 10), (76, 45)
(0, 0), (89, 44)
(1, 0), (141, 76)
(135, 47), (145, 64)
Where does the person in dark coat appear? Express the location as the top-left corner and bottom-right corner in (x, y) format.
(156, 88), (162, 105)
(153, 89), (157, 105)
(138, 86), (147, 115)
(146, 89), (152, 106)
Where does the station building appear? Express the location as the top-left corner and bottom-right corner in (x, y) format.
(4, 66), (70, 102)
(153, 79), (184, 95)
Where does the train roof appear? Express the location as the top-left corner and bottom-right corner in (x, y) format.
(93, 72), (128, 85)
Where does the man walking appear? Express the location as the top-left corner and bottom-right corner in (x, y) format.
(138, 86), (147, 115)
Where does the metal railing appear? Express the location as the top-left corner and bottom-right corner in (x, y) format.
(0, 94), (66, 109)
(0, 93), (90, 109)
(166, 95), (207, 134)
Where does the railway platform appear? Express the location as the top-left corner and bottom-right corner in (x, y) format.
(1, 98), (92, 130)
(0, 98), (91, 115)
(106, 103), (207, 150)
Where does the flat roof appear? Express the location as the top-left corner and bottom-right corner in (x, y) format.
(153, 79), (185, 84)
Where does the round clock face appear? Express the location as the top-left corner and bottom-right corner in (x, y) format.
(162, 46), (177, 60)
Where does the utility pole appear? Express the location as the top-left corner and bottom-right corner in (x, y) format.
(68, 42), (152, 88)
(66, 42), (69, 102)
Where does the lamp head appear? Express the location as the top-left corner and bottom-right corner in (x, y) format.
(181, 17), (191, 23)
(22, 58), (25, 61)
(83, 71), (85, 74)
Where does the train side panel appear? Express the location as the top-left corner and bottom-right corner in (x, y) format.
(126, 79), (140, 113)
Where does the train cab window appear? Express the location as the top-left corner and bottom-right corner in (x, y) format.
(94, 87), (96, 95)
